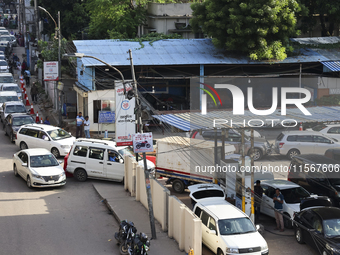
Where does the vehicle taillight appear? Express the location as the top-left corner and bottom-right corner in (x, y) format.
(15, 133), (17, 139)
(279, 143), (284, 148)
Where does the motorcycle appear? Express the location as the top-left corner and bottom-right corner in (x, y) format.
(114, 220), (137, 255)
(136, 141), (151, 150)
(128, 232), (150, 255)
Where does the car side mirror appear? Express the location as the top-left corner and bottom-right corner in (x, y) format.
(44, 137), (49, 141)
(256, 225), (260, 231)
(58, 160), (62, 164)
(119, 159), (124, 164)
(21, 163), (27, 167)
(208, 229), (216, 235)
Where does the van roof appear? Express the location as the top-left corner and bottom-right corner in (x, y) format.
(281, 131), (324, 135)
(0, 73), (12, 76)
(1, 83), (19, 87)
(261, 179), (300, 189)
(4, 101), (24, 106)
(21, 123), (60, 131)
(74, 138), (127, 149)
(197, 199), (247, 219)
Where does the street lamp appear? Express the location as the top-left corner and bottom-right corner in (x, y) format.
(38, 6), (62, 126)
(63, 53), (125, 86)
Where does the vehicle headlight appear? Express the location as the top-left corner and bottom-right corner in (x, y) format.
(261, 243), (268, 251)
(32, 174), (42, 179)
(60, 145), (70, 149)
(144, 245), (150, 252)
(326, 243), (340, 253)
(59, 172), (65, 177)
(226, 248), (239, 253)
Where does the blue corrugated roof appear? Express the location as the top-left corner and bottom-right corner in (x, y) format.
(73, 39), (331, 67)
(321, 61), (340, 71)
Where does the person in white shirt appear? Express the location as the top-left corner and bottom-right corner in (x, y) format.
(84, 116), (90, 138)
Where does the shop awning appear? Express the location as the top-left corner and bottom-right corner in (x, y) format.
(321, 61), (340, 72)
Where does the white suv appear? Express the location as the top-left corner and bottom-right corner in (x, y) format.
(193, 199), (268, 255)
(15, 124), (75, 157)
(67, 139), (155, 182)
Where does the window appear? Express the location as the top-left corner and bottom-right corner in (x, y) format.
(276, 133), (284, 141)
(312, 125), (327, 132)
(108, 150), (120, 162)
(73, 146), (88, 157)
(3, 86), (21, 92)
(89, 147), (105, 160)
(328, 127), (340, 134)
(313, 136), (331, 144)
(25, 129), (39, 138)
(194, 207), (202, 217)
(287, 135), (297, 141)
(208, 217), (217, 232)
(218, 217), (256, 235)
(265, 187), (276, 198)
(296, 135), (313, 142)
(200, 211), (210, 226)
(0, 96), (18, 103)
(101, 100), (115, 112)
(18, 152), (28, 163)
(38, 131), (48, 140)
(12, 116), (34, 126)
(192, 190), (224, 200)
(0, 76), (14, 83)
(93, 100), (101, 123)
(47, 129), (71, 141)
(30, 155), (59, 167)
(5, 104), (26, 113)
(19, 128), (27, 134)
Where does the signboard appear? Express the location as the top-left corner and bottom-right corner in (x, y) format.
(99, 111), (115, 123)
(132, 133), (153, 153)
(115, 81), (135, 146)
(44, 61), (59, 81)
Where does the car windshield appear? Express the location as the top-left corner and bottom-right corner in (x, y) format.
(12, 116), (34, 126)
(5, 104), (26, 113)
(119, 147), (142, 161)
(0, 36), (9, 41)
(0, 76), (14, 83)
(192, 190), (224, 200)
(0, 61), (7, 66)
(218, 217), (256, 235)
(329, 179), (340, 186)
(30, 154), (59, 167)
(47, 129), (72, 141)
(324, 219), (340, 238)
(280, 187), (310, 204)
(3, 86), (20, 92)
(312, 125), (327, 132)
(0, 95), (18, 103)
(0, 56), (5, 60)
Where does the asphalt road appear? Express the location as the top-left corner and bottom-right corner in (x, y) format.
(0, 131), (120, 255)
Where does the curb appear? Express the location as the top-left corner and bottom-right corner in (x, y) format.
(92, 184), (121, 223)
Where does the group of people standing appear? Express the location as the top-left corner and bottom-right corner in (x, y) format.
(76, 112), (90, 139)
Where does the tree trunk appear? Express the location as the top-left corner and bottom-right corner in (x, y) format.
(319, 14), (329, 37)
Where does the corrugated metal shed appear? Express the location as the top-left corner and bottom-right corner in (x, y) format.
(321, 61), (340, 71)
(73, 39), (332, 67)
(153, 106), (340, 131)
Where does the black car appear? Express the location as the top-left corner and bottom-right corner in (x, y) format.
(294, 202), (340, 255)
(3, 113), (34, 142)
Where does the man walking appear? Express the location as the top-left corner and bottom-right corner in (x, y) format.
(76, 112), (85, 138)
(84, 116), (90, 138)
(273, 188), (285, 232)
(31, 82), (38, 103)
(24, 69), (30, 86)
(254, 180), (264, 221)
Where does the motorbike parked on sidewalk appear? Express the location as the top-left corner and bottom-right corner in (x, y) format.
(128, 232), (150, 255)
(114, 220), (137, 255)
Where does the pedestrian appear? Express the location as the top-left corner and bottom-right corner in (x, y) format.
(24, 69), (30, 86)
(84, 116), (90, 138)
(30, 82), (38, 103)
(273, 188), (285, 232)
(76, 112), (85, 138)
(254, 180), (263, 221)
(21, 59), (27, 74)
(43, 116), (50, 125)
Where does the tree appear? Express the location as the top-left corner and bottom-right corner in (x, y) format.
(298, 0), (340, 36)
(86, 0), (147, 39)
(191, 0), (302, 61)
(32, 0), (90, 40)
(37, 35), (68, 69)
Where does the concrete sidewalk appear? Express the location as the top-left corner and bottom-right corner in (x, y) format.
(93, 182), (185, 255)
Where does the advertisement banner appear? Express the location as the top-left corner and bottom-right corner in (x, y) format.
(44, 61), (59, 81)
(132, 133), (153, 153)
(115, 81), (135, 146)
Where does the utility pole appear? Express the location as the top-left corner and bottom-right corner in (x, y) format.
(250, 129), (255, 223)
(18, 0), (21, 34)
(34, 0), (39, 40)
(23, 0), (26, 47)
(58, 11), (62, 126)
(241, 129), (245, 213)
(128, 49), (156, 240)
(214, 127), (218, 184)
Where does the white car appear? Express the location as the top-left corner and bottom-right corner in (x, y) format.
(12, 148), (66, 188)
(259, 179), (311, 228)
(307, 124), (340, 140)
(67, 138), (155, 182)
(0, 59), (8, 72)
(15, 124), (75, 157)
(188, 183), (225, 208)
(1, 83), (23, 100)
(193, 199), (269, 255)
(0, 101), (27, 122)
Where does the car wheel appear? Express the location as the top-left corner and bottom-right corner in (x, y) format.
(119, 243), (129, 255)
(20, 142), (28, 150)
(26, 175), (32, 189)
(136, 145), (140, 149)
(250, 148), (263, 161)
(13, 164), (18, 177)
(217, 249), (223, 255)
(74, 169), (87, 182)
(146, 144), (151, 148)
(284, 213), (293, 229)
(172, 179), (185, 193)
(10, 132), (14, 143)
(51, 147), (60, 158)
(287, 149), (300, 159)
(295, 227), (304, 244)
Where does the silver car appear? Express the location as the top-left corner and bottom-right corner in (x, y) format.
(275, 131), (340, 159)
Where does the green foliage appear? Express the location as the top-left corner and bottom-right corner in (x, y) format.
(191, 0), (302, 61)
(37, 35), (68, 68)
(120, 32), (182, 48)
(33, 0), (90, 40)
(316, 95), (340, 106)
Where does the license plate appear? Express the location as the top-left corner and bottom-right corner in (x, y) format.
(48, 180), (55, 184)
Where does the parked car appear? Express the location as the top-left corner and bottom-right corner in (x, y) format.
(0, 72), (14, 83)
(288, 154), (340, 207)
(0, 90), (18, 108)
(188, 183), (225, 208)
(66, 139), (155, 182)
(259, 179), (311, 228)
(193, 199), (269, 255)
(3, 113), (34, 142)
(293, 198), (340, 255)
(191, 129), (271, 161)
(9, 34), (16, 47)
(15, 124), (75, 157)
(0, 59), (8, 72)
(1, 83), (22, 100)
(0, 101), (27, 122)
(12, 148), (66, 189)
(0, 54), (6, 61)
(307, 124), (340, 139)
(275, 131), (340, 159)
